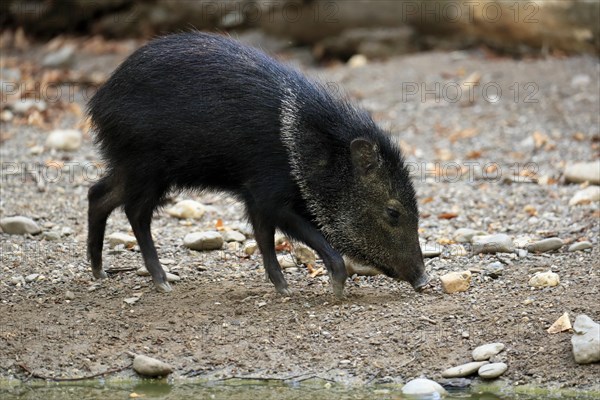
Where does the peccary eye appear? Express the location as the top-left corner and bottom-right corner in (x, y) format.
(386, 207), (400, 222)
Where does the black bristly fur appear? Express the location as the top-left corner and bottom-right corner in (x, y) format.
(87, 32), (429, 297)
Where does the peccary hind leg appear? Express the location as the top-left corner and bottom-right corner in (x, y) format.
(124, 193), (171, 293)
(279, 210), (348, 299)
(87, 175), (122, 280)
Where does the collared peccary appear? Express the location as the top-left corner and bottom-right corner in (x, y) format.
(87, 32), (430, 298)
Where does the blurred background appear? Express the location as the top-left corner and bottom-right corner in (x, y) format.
(1, 0), (599, 61)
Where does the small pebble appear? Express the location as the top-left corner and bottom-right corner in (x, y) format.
(166, 200), (205, 219)
(347, 54), (368, 68)
(472, 343), (505, 361)
(442, 361), (489, 378)
(440, 270), (471, 294)
(106, 232), (137, 248)
(571, 314), (600, 364)
(25, 273), (39, 283)
(529, 271), (560, 288)
(526, 237), (564, 253)
(65, 290), (75, 300)
(166, 272), (181, 282)
(277, 254), (297, 268)
(0, 216), (42, 235)
(453, 228), (487, 243)
(401, 378), (448, 396)
(568, 241), (592, 252)
(11, 99), (47, 114)
(42, 231), (61, 241)
(45, 129), (82, 151)
(478, 362), (508, 379)
(243, 240), (258, 255)
(569, 186), (600, 206)
(183, 231), (224, 251)
(11, 275), (25, 286)
(422, 244), (441, 258)
(472, 234), (514, 254)
(564, 161), (600, 184)
(222, 230), (246, 242)
(42, 45), (75, 68)
(124, 297), (140, 305)
(484, 262), (504, 279)
(131, 353), (173, 377)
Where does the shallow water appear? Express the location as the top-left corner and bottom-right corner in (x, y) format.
(2, 379), (599, 400)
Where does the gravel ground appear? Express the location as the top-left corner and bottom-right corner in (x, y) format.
(1, 38), (599, 391)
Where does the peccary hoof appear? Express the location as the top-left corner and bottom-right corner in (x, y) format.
(332, 281), (345, 299)
(277, 287), (292, 297)
(155, 281), (173, 293)
(92, 269), (108, 279)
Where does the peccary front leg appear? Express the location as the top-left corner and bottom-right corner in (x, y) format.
(247, 210), (291, 296)
(279, 211), (348, 298)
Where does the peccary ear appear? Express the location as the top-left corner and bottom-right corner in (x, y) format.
(350, 138), (379, 174)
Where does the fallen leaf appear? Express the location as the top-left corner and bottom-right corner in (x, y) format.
(438, 212), (458, 220)
(449, 128), (479, 143)
(422, 197), (434, 204)
(466, 150), (483, 159)
(523, 204), (537, 216)
(309, 266), (325, 278)
(547, 312), (572, 334)
(532, 131), (549, 148)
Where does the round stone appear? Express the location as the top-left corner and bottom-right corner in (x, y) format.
(472, 343), (505, 361)
(478, 362), (508, 379)
(401, 378), (447, 396)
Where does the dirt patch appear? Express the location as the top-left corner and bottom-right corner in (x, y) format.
(1, 38), (599, 390)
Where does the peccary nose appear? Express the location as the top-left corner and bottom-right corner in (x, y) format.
(411, 273), (431, 292)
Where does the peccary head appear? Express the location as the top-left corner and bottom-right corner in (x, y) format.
(280, 88), (429, 291)
(335, 138), (430, 291)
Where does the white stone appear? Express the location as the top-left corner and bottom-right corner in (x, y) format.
(569, 186), (600, 206)
(166, 272), (181, 282)
(565, 161), (600, 184)
(442, 361), (489, 378)
(571, 314), (600, 364)
(528, 271), (560, 288)
(45, 129), (82, 151)
(277, 254), (297, 268)
(183, 231), (223, 251)
(440, 270), (472, 294)
(454, 228), (487, 243)
(25, 273), (40, 283)
(348, 54), (368, 68)
(42, 45), (75, 68)
(166, 200), (206, 219)
(472, 343), (505, 361)
(11, 99), (47, 114)
(478, 362), (508, 379)
(568, 241), (593, 252)
(132, 353), (173, 377)
(472, 234), (514, 254)
(401, 378), (447, 396)
(222, 230), (246, 242)
(106, 232), (137, 248)
(0, 216), (41, 235)
(243, 240), (258, 255)
(422, 244), (441, 258)
(526, 237), (564, 253)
